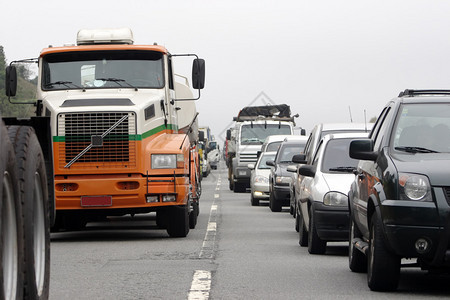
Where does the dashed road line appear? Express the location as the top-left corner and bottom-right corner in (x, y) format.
(188, 270), (211, 300)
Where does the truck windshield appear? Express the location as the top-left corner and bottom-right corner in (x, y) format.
(42, 50), (164, 90)
(240, 124), (291, 145)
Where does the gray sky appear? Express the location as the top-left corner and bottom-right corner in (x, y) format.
(4, 0), (450, 141)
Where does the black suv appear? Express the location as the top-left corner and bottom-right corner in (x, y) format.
(348, 89), (450, 291)
(267, 141), (304, 212)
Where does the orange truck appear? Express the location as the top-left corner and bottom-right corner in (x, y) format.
(5, 28), (205, 239)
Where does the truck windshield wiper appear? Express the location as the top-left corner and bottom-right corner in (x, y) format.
(328, 166), (356, 173)
(45, 81), (82, 89)
(97, 78), (138, 91)
(395, 146), (439, 154)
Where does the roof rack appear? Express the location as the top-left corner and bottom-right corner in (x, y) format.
(398, 89), (450, 97)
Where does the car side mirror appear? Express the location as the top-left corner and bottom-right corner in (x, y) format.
(286, 165), (297, 173)
(266, 160), (275, 167)
(226, 129), (231, 140)
(349, 139), (378, 161)
(298, 165), (316, 177)
(292, 154), (306, 164)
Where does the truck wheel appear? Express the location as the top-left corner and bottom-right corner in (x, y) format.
(297, 209), (308, 246)
(167, 205), (189, 237)
(189, 201), (199, 229)
(8, 126), (50, 299)
(156, 210), (168, 229)
(349, 218), (367, 273)
(0, 123), (24, 300)
(367, 214), (400, 291)
(269, 192), (282, 212)
(250, 194), (259, 206)
(308, 206), (326, 254)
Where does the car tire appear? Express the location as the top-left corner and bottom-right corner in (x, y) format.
(367, 214), (400, 291)
(349, 218), (367, 273)
(308, 206), (326, 254)
(250, 193), (259, 206)
(297, 209), (308, 246)
(269, 191), (282, 212)
(0, 123), (25, 300)
(8, 126), (50, 299)
(167, 205), (189, 237)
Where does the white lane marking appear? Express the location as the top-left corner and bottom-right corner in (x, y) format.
(188, 270), (211, 300)
(207, 222), (216, 231)
(211, 205), (217, 211)
(214, 194), (219, 198)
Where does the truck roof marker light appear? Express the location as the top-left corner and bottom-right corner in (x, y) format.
(77, 28), (134, 45)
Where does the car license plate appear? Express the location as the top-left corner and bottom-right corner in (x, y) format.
(239, 171), (247, 176)
(81, 196), (112, 207)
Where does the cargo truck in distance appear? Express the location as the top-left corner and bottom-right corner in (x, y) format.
(226, 105), (298, 192)
(4, 28), (206, 243)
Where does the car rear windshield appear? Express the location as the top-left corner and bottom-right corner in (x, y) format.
(393, 103), (450, 153)
(321, 138), (359, 173)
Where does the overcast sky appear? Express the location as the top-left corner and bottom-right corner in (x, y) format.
(4, 0), (450, 141)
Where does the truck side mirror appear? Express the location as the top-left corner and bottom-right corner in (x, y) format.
(192, 58), (205, 90)
(226, 129), (231, 140)
(5, 66), (17, 97)
(199, 131), (205, 142)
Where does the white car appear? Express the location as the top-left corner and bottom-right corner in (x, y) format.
(295, 132), (368, 254)
(248, 152), (276, 206)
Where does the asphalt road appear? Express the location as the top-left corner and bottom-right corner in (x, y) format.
(49, 162), (450, 299)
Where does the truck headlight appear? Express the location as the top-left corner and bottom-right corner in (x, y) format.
(399, 173), (431, 201)
(152, 154), (176, 169)
(323, 192), (348, 206)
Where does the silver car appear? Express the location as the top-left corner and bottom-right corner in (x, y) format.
(248, 152), (276, 206)
(295, 132), (368, 254)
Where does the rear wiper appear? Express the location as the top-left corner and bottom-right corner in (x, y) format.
(328, 167), (356, 173)
(97, 78), (138, 91)
(395, 146), (439, 154)
(45, 81), (82, 89)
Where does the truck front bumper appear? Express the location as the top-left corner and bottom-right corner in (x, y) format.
(54, 173), (189, 210)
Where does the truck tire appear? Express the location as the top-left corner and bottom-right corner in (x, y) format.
(189, 201), (199, 229)
(167, 205), (189, 237)
(308, 206), (326, 254)
(156, 210), (168, 229)
(349, 218), (367, 273)
(0, 122), (25, 300)
(8, 125), (50, 299)
(367, 214), (400, 291)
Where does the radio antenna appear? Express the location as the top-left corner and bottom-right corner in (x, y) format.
(364, 109), (367, 131)
(348, 106), (353, 123)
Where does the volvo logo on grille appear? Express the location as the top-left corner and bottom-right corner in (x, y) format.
(91, 135), (103, 147)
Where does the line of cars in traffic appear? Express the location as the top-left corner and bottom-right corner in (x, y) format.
(248, 89), (450, 292)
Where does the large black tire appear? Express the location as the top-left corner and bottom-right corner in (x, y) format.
(297, 209), (308, 246)
(0, 122), (25, 300)
(250, 194), (259, 206)
(167, 205), (189, 237)
(189, 201), (199, 229)
(156, 210), (168, 229)
(308, 206), (326, 254)
(349, 218), (367, 273)
(367, 214), (400, 291)
(8, 125), (50, 299)
(269, 191), (282, 212)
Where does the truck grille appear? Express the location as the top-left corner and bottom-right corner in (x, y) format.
(57, 112), (136, 168)
(239, 153), (258, 163)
